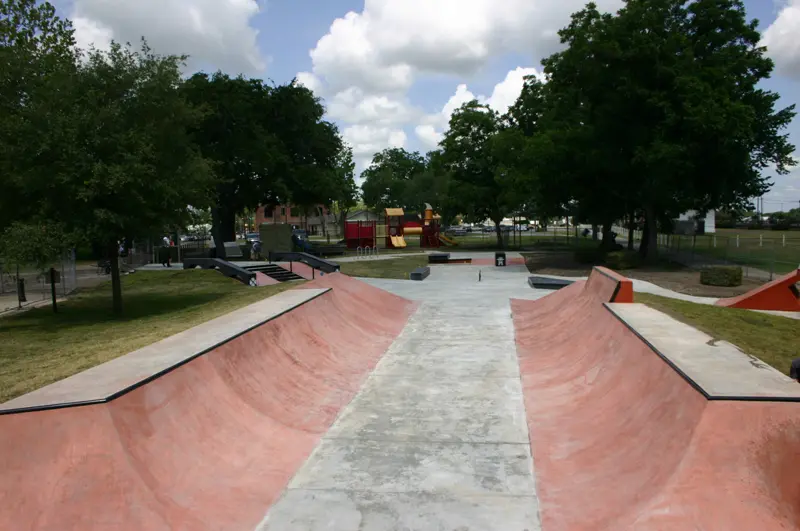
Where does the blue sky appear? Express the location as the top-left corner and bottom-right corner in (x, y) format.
(55, 0), (800, 211)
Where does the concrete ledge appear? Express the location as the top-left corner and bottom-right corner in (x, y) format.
(0, 288), (331, 414)
(606, 302), (800, 401)
(410, 267), (430, 281)
(528, 276), (575, 290)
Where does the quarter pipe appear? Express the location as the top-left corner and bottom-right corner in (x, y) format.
(0, 274), (416, 530)
(512, 268), (800, 530)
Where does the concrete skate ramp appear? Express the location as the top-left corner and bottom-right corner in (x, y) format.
(512, 269), (800, 530)
(0, 274), (416, 531)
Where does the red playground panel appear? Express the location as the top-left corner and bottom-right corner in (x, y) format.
(715, 268), (800, 312)
(345, 221), (377, 249)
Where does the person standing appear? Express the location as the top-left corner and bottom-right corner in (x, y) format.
(161, 235), (171, 267)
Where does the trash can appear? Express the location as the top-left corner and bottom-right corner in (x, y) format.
(495, 252), (506, 267)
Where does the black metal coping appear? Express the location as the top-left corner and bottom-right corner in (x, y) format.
(603, 302), (800, 403)
(0, 288), (331, 416)
(528, 276), (575, 290)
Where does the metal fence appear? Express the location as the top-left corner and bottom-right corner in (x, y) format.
(0, 250), (79, 309)
(619, 229), (800, 281)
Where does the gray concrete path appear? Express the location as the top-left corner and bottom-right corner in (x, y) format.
(259, 265), (544, 530)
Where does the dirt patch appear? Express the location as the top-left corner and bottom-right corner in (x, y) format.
(523, 251), (765, 298)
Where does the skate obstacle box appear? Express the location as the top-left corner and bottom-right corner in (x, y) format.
(410, 267), (430, 281)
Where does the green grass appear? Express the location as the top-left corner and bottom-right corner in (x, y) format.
(635, 292), (800, 375)
(661, 233), (800, 274)
(0, 270), (302, 403)
(338, 255), (429, 279)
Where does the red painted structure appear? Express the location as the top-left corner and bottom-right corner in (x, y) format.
(344, 220), (377, 249)
(512, 267), (800, 530)
(715, 268), (800, 312)
(0, 275), (416, 531)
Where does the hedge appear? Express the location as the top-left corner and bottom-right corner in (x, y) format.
(700, 266), (743, 287)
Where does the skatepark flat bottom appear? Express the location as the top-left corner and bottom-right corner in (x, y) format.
(259, 265), (544, 530)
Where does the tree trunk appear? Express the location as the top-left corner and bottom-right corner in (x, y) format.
(601, 222), (614, 249)
(495, 219), (504, 249)
(591, 224), (599, 241)
(108, 242), (122, 315)
(211, 206), (237, 259)
(640, 204), (658, 263)
(627, 211), (635, 251)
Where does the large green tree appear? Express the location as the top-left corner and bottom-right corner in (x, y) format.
(439, 100), (510, 246)
(361, 148), (427, 212)
(540, 0), (795, 260)
(0, 0), (78, 229)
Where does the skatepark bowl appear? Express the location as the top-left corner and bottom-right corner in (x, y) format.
(2, 262), (800, 530)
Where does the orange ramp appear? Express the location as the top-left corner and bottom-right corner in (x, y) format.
(0, 274), (416, 531)
(716, 268), (800, 312)
(512, 267), (800, 530)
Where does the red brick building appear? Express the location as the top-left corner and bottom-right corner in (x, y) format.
(255, 204), (334, 235)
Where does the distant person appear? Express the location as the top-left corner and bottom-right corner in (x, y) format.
(790, 359), (800, 383)
(161, 235), (172, 268)
(252, 240), (262, 259)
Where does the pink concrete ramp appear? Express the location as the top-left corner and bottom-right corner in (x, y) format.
(0, 274), (416, 531)
(715, 268), (800, 312)
(512, 269), (800, 530)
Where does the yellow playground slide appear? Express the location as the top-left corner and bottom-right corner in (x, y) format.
(391, 235), (407, 248)
(438, 234), (459, 246)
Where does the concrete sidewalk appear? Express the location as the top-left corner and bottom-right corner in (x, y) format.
(259, 266), (544, 530)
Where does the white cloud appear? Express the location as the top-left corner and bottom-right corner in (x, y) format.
(415, 67), (543, 148)
(761, 0), (800, 78)
(302, 0), (623, 171)
(343, 124), (407, 177)
(485, 67), (545, 115)
(70, 0), (267, 76)
(327, 87), (419, 127)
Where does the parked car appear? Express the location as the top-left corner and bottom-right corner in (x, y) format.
(245, 232), (260, 243)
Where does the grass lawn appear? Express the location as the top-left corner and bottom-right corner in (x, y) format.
(635, 293), (800, 375)
(0, 270), (302, 403)
(338, 255), (429, 279)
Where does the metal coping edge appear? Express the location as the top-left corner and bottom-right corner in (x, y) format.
(602, 302), (800, 404)
(0, 287), (332, 416)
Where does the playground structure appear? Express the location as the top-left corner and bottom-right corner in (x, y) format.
(384, 204), (456, 250)
(344, 220), (377, 252)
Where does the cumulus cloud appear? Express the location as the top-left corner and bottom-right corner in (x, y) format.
(761, 0), (800, 79)
(70, 0), (267, 76)
(303, 0), (619, 168)
(415, 67), (543, 149)
(343, 124), (408, 176)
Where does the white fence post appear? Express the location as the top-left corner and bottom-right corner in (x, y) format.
(736, 234), (740, 248)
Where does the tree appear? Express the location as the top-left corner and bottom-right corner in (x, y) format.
(540, 0), (796, 261)
(330, 145), (359, 235)
(361, 148), (427, 211)
(0, 0), (78, 230)
(32, 42), (213, 314)
(439, 100), (510, 247)
(182, 73), (282, 257)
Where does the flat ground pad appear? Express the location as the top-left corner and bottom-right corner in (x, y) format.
(258, 265), (544, 530)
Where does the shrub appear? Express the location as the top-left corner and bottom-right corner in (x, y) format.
(605, 250), (642, 270)
(700, 266), (743, 287)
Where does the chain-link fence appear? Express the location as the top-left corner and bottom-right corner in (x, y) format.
(0, 250), (78, 311)
(618, 229), (800, 281)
